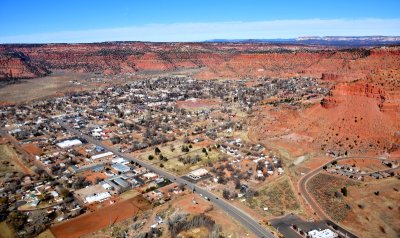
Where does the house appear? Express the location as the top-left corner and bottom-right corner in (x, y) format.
(257, 170), (264, 178)
(133, 167), (147, 175)
(277, 167), (284, 175)
(145, 189), (164, 201)
(370, 172), (383, 179)
(155, 216), (163, 224)
(112, 157), (129, 165)
(155, 177), (165, 185)
(50, 191), (59, 198)
(240, 184), (248, 193)
(142, 172), (158, 181)
(91, 164), (105, 172)
(188, 168), (209, 180)
(253, 157), (265, 163)
(192, 137), (204, 143)
(101, 183), (113, 190)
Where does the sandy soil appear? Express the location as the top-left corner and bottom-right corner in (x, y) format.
(0, 71), (90, 104)
(0, 222), (14, 238)
(36, 229), (56, 238)
(0, 144), (32, 175)
(342, 177), (400, 238)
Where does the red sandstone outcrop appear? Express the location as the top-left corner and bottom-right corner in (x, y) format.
(321, 73), (339, 81)
(0, 52), (49, 79)
(252, 79), (399, 155)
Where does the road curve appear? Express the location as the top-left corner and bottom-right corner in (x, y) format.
(298, 156), (399, 238)
(58, 120), (275, 238)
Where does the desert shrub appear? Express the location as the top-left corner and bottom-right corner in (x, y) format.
(168, 213), (217, 237)
(341, 187), (347, 196)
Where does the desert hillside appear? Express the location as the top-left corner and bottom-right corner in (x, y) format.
(0, 43), (399, 81)
(250, 78), (400, 157)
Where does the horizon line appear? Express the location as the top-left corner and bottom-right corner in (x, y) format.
(2, 35), (400, 45)
(1, 18), (400, 44)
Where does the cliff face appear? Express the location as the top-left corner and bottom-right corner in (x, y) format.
(0, 43), (399, 81)
(0, 52), (50, 79)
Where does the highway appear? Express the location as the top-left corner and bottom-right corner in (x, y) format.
(298, 156), (399, 238)
(57, 120), (276, 238)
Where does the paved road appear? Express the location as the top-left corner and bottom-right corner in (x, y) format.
(57, 120), (275, 238)
(298, 156), (399, 238)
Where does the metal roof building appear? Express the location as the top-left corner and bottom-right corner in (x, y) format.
(85, 192), (111, 203)
(308, 229), (338, 238)
(113, 178), (129, 188)
(111, 163), (130, 173)
(91, 151), (113, 160)
(56, 139), (82, 149)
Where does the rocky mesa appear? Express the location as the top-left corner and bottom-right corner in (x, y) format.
(0, 43), (399, 81)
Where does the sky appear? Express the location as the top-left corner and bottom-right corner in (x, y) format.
(0, 0), (400, 43)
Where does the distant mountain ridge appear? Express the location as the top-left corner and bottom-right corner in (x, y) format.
(205, 36), (400, 46)
(297, 36), (400, 41)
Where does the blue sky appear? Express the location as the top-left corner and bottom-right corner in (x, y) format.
(0, 0), (399, 43)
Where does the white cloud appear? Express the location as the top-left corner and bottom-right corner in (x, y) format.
(1, 18), (400, 43)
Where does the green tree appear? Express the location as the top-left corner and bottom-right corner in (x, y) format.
(341, 187), (347, 196)
(223, 189), (230, 199)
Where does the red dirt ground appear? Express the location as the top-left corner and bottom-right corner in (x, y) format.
(182, 194), (211, 214)
(21, 143), (42, 155)
(176, 98), (221, 109)
(250, 80), (400, 158)
(302, 156), (332, 170)
(50, 196), (150, 238)
(81, 171), (108, 184)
